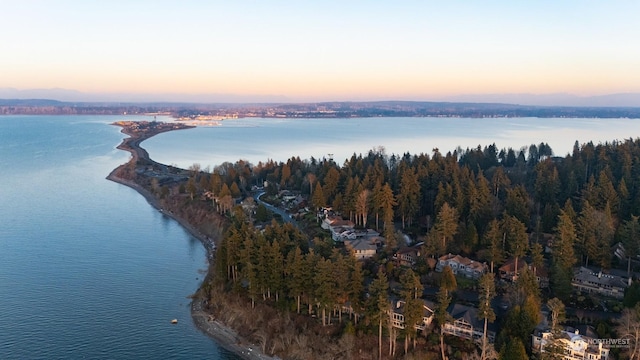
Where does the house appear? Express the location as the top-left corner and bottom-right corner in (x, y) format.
(344, 238), (378, 260)
(498, 258), (528, 281)
(393, 246), (421, 267)
(499, 258), (549, 288)
(389, 299), (435, 331)
(436, 254), (487, 280)
(532, 326), (610, 360)
(442, 303), (496, 343)
(321, 215), (355, 231)
(571, 267), (630, 299)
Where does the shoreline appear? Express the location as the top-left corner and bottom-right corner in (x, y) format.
(107, 122), (275, 360)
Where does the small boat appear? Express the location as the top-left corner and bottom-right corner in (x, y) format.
(171, 319), (178, 324)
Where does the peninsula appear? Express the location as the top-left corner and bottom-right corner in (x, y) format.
(107, 120), (273, 360)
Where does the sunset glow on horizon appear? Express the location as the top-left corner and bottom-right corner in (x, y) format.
(2, 1), (640, 102)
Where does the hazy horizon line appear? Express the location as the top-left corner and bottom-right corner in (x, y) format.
(2, 87), (640, 108)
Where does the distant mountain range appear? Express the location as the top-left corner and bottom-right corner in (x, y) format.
(0, 88), (288, 104)
(439, 93), (640, 107)
(1, 87), (640, 107)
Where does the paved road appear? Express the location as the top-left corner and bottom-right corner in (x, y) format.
(253, 192), (298, 227)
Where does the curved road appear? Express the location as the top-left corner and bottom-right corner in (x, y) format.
(253, 191), (299, 227)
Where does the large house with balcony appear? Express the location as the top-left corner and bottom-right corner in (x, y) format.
(389, 299), (435, 332)
(393, 243), (423, 267)
(442, 303), (496, 343)
(436, 253), (487, 280)
(532, 326), (610, 360)
(571, 267), (630, 299)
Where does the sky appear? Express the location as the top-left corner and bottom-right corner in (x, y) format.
(2, 1), (640, 102)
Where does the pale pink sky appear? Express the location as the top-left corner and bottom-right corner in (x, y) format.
(2, 1), (639, 102)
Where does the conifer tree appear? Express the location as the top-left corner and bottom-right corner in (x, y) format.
(303, 250), (318, 315)
(478, 273), (496, 360)
(470, 171), (493, 232)
(484, 219), (504, 273)
(553, 210), (577, 271)
(499, 338), (528, 360)
(314, 257), (336, 326)
(343, 176), (360, 223)
(267, 239), (284, 301)
(367, 268), (389, 360)
(531, 242), (545, 277)
(322, 167), (341, 205)
(505, 185), (530, 227)
(372, 181), (383, 230)
(286, 247), (305, 313)
(399, 269), (423, 352)
(380, 183), (396, 232)
(229, 181), (241, 198)
(433, 202), (458, 255)
(620, 215), (640, 276)
(347, 256), (364, 324)
(398, 167), (420, 228)
(502, 215), (528, 280)
(311, 181), (325, 210)
(331, 250), (350, 323)
(440, 265), (457, 298)
(577, 201), (597, 266)
(435, 286), (451, 360)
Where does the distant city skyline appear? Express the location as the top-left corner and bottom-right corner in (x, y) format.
(3, 1), (640, 103)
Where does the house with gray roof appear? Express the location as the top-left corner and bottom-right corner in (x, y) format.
(442, 303), (496, 343)
(344, 238), (378, 260)
(571, 266), (630, 299)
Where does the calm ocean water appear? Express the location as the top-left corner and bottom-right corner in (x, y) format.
(0, 115), (237, 359)
(2, 115), (640, 359)
(143, 117), (640, 170)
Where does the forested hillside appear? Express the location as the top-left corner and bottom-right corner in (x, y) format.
(182, 137), (640, 359)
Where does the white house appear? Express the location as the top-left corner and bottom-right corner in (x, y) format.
(532, 326), (610, 360)
(389, 299), (435, 331)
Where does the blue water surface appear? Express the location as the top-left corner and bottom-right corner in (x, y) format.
(143, 116), (640, 170)
(0, 115), (237, 359)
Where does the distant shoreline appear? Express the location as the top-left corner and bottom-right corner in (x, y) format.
(106, 121), (274, 360)
(4, 98), (640, 119)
